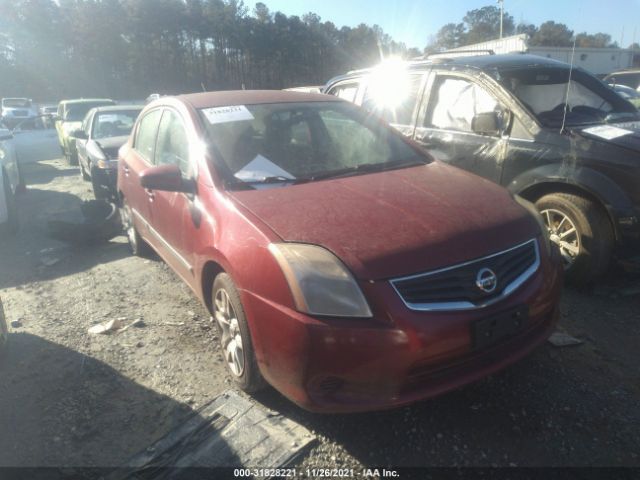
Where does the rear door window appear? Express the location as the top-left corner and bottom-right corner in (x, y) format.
(425, 76), (498, 132)
(134, 109), (162, 163)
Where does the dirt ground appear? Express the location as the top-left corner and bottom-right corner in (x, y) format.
(0, 149), (639, 473)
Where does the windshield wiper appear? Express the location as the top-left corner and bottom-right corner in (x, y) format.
(305, 158), (426, 182)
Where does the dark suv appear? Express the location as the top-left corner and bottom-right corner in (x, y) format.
(325, 54), (640, 283)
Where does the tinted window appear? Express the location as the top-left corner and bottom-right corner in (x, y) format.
(326, 82), (359, 102)
(134, 109), (162, 162)
(155, 110), (191, 175)
(362, 73), (423, 125)
(426, 77), (498, 132)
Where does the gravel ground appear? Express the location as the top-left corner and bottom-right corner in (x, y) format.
(0, 151), (639, 473)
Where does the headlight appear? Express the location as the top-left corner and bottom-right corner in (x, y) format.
(269, 243), (373, 318)
(514, 195), (551, 256)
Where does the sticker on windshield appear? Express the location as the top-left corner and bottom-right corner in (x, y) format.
(234, 154), (295, 181)
(582, 125), (633, 140)
(202, 105), (254, 125)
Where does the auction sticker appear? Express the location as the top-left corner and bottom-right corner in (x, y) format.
(581, 125), (633, 140)
(202, 105), (254, 124)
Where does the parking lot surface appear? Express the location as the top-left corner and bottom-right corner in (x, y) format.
(0, 147), (639, 471)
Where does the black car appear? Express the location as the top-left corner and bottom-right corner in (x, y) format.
(324, 54), (640, 283)
(73, 105), (142, 200)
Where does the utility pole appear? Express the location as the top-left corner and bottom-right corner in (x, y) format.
(497, 0), (504, 39)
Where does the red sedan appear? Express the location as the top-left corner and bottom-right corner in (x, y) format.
(117, 90), (563, 413)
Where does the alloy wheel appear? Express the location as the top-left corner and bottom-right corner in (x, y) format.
(540, 208), (581, 268)
(214, 288), (245, 377)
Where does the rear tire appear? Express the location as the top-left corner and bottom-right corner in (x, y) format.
(212, 273), (266, 393)
(535, 193), (614, 284)
(120, 198), (150, 256)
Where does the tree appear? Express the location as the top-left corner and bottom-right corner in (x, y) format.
(530, 21), (573, 47)
(516, 23), (538, 39)
(463, 6), (514, 44)
(575, 32), (616, 48)
(433, 23), (466, 50)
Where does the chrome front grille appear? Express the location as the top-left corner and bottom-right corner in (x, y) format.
(390, 239), (540, 311)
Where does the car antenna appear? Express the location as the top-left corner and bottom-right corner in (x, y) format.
(560, 34), (578, 134)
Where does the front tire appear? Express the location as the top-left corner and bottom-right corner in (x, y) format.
(535, 193), (613, 284)
(213, 273), (266, 393)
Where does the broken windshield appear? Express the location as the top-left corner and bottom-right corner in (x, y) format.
(500, 67), (639, 127)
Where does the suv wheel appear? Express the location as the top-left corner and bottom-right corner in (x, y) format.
(212, 273), (266, 393)
(535, 193), (613, 283)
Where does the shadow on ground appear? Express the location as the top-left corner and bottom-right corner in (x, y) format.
(0, 333), (240, 468)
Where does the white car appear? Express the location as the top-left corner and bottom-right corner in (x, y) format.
(1, 98), (38, 129)
(0, 126), (21, 236)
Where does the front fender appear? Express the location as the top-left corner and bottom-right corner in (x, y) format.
(507, 164), (637, 242)
(507, 163), (634, 211)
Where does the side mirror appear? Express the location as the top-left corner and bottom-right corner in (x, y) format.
(71, 129), (87, 139)
(140, 164), (195, 194)
(472, 109), (511, 136)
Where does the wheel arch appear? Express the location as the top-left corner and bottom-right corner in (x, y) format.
(201, 260), (226, 315)
(507, 166), (632, 242)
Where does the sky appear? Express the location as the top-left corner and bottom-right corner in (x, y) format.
(262, 0), (640, 50)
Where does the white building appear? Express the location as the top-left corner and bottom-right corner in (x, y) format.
(449, 34), (635, 76)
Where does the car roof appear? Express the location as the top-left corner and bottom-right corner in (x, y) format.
(326, 54), (573, 86)
(176, 90), (342, 109)
(91, 105), (143, 113)
(59, 98), (115, 105)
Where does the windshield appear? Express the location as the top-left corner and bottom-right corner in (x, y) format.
(2, 98), (31, 108)
(92, 110), (140, 139)
(65, 102), (114, 121)
(500, 68), (639, 127)
(199, 101), (426, 188)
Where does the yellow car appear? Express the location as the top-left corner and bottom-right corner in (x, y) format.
(55, 99), (114, 165)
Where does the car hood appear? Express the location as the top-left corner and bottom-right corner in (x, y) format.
(95, 135), (129, 149)
(229, 162), (538, 280)
(575, 121), (640, 153)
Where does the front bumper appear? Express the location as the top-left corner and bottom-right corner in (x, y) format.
(92, 163), (118, 193)
(242, 248), (563, 413)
